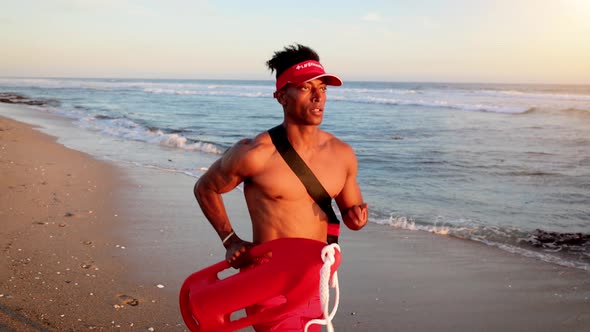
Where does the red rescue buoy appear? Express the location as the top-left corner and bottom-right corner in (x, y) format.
(179, 238), (341, 332)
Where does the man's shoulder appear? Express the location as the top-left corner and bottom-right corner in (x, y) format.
(220, 132), (275, 176)
(246, 131), (275, 152)
(226, 131), (274, 162)
(229, 131), (272, 151)
(320, 130), (355, 155)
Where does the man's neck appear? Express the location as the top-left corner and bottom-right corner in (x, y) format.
(283, 123), (321, 152)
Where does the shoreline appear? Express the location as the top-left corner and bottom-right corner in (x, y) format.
(1, 110), (589, 331)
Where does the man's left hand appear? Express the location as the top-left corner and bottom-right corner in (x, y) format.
(345, 203), (368, 230)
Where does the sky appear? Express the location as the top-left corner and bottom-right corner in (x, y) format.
(1, 0), (589, 84)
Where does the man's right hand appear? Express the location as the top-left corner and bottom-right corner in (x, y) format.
(225, 238), (254, 269)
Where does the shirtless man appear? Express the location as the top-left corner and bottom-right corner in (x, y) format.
(194, 44), (368, 331)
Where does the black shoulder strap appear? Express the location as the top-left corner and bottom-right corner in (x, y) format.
(268, 125), (340, 244)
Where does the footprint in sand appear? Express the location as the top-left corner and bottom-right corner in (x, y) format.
(117, 294), (139, 306)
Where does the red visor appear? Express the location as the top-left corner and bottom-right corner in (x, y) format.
(274, 60), (342, 95)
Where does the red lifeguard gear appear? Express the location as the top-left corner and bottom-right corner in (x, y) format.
(179, 238), (341, 332)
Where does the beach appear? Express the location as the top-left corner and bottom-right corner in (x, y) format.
(1, 106), (589, 331)
(0, 114), (188, 331)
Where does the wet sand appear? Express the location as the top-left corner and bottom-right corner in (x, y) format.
(1, 112), (589, 331)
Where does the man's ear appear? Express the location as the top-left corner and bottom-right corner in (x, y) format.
(276, 90), (287, 106)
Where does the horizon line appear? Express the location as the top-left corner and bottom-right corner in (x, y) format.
(1, 75), (589, 87)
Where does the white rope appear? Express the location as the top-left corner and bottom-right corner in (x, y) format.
(304, 243), (340, 332)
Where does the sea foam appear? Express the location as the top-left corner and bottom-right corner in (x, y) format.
(77, 116), (223, 154)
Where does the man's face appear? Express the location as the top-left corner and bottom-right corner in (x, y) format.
(280, 78), (328, 126)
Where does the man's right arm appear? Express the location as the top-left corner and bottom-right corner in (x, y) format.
(194, 158), (240, 243)
(194, 138), (259, 267)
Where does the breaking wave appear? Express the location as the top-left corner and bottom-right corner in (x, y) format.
(375, 216), (590, 272)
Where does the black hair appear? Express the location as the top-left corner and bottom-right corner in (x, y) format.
(266, 44), (320, 79)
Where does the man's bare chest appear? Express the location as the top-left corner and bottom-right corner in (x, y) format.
(251, 154), (346, 201)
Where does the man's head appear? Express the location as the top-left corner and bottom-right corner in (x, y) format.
(267, 44), (341, 126)
(267, 44), (342, 96)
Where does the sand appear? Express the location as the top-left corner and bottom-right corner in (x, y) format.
(0, 115), (185, 331)
(1, 111), (589, 331)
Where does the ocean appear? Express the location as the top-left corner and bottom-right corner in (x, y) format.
(1, 77), (589, 271)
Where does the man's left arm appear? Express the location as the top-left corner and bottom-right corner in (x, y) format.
(335, 146), (368, 231)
